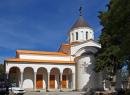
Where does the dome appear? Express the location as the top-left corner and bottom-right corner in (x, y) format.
(70, 16), (90, 30)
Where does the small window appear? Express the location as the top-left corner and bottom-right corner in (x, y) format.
(76, 32), (78, 40)
(86, 32), (88, 40)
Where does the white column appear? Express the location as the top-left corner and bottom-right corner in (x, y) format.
(34, 72), (36, 90)
(20, 72), (23, 88)
(48, 72), (50, 90)
(72, 73), (75, 90)
(60, 73), (62, 90)
(83, 31), (86, 41)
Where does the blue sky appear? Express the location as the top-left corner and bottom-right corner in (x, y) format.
(0, 0), (110, 63)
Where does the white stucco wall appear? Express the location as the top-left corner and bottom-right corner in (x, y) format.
(19, 54), (74, 61)
(76, 54), (97, 90)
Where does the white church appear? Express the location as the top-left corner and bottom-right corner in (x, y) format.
(5, 7), (109, 91)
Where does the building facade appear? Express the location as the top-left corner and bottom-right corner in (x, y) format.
(5, 8), (102, 91)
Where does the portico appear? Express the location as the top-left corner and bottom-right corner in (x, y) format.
(6, 62), (75, 91)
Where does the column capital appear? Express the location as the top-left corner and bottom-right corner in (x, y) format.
(6, 72), (9, 74)
(34, 72), (36, 76)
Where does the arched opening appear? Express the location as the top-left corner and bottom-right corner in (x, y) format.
(62, 68), (72, 89)
(36, 67), (48, 89)
(50, 68), (60, 89)
(9, 67), (20, 87)
(23, 67), (34, 89)
(86, 31), (88, 40)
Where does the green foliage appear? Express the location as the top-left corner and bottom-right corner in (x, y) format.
(95, 0), (130, 73)
(95, 45), (121, 72)
(95, 0), (130, 88)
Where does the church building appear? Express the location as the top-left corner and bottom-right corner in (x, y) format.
(5, 7), (102, 91)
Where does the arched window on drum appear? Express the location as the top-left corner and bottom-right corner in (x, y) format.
(86, 31), (88, 40)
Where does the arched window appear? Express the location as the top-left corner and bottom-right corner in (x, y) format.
(76, 32), (78, 40)
(86, 32), (88, 40)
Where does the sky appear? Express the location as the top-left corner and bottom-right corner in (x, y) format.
(0, 0), (110, 63)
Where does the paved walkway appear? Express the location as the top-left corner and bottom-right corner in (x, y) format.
(23, 91), (86, 95)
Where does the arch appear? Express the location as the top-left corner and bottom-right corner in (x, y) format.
(74, 46), (98, 57)
(9, 67), (20, 87)
(49, 67), (60, 73)
(50, 68), (60, 89)
(36, 67), (48, 89)
(62, 68), (72, 89)
(37, 67), (48, 73)
(23, 67), (34, 89)
(63, 68), (72, 75)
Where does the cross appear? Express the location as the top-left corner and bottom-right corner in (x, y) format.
(79, 0), (83, 16)
(79, 5), (83, 16)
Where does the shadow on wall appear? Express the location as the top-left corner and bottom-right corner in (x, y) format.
(81, 55), (97, 92)
(83, 64), (98, 95)
(82, 64), (95, 90)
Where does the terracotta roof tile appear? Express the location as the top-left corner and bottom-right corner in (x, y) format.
(16, 50), (67, 56)
(59, 44), (70, 54)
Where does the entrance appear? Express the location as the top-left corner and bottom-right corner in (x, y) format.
(62, 75), (67, 88)
(50, 75), (55, 88)
(36, 75), (43, 89)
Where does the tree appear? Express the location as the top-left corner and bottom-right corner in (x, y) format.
(95, 0), (130, 89)
(0, 64), (5, 80)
